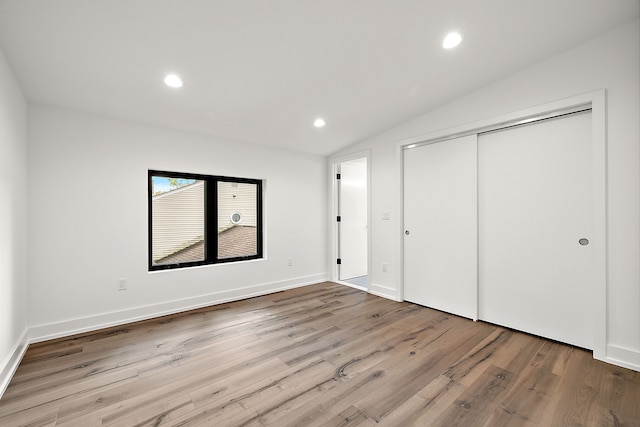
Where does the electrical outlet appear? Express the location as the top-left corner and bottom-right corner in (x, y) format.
(382, 263), (388, 273)
(288, 258), (293, 266)
(118, 278), (128, 291)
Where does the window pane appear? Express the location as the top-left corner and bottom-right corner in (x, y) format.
(151, 176), (205, 266)
(217, 181), (258, 259)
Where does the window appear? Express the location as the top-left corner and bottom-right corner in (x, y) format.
(149, 170), (263, 270)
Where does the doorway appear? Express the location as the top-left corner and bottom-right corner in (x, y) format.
(336, 156), (368, 288)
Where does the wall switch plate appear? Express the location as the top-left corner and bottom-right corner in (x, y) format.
(382, 211), (390, 220)
(382, 263), (388, 273)
(288, 258), (293, 266)
(118, 278), (128, 291)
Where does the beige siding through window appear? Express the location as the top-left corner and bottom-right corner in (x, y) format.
(152, 181), (205, 263)
(217, 182), (257, 232)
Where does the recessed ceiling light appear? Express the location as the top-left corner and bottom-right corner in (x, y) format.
(443, 32), (462, 49)
(164, 74), (183, 88)
(314, 118), (326, 128)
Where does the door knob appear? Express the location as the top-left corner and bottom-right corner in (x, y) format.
(405, 230), (410, 235)
(578, 238), (589, 246)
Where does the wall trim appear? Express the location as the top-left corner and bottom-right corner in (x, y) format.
(29, 273), (328, 343)
(369, 282), (402, 302)
(0, 328), (29, 399)
(604, 344), (640, 372)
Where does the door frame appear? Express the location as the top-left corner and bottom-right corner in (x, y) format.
(395, 90), (607, 361)
(329, 150), (371, 289)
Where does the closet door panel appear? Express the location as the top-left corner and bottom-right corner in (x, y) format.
(404, 135), (477, 319)
(478, 112), (593, 349)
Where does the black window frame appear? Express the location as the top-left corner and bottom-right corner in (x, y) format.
(148, 170), (263, 271)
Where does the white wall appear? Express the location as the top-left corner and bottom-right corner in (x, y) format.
(333, 19), (640, 370)
(0, 48), (28, 394)
(27, 106), (328, 339)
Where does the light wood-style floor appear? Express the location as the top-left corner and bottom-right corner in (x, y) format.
(1, 282), (638, 426)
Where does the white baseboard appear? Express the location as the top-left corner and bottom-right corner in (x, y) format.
(29, 273), (328, 344)
(604, 344), (640, 372)
(0, 328), (29, 399)
(368, 282), (401, 302)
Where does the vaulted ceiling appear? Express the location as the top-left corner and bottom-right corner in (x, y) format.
(0, 1), (637, 155)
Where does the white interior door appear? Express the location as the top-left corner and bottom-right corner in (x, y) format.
(404, 135), (477, 319)
(339, 158), (368, 280)
(478, 111), (593, 349)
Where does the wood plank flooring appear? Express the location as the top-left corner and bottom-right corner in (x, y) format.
(1, 282), (638, 426)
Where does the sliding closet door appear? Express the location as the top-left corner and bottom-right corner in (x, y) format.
(478, 112), (593, 349)
(404, 135), (477, 319)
